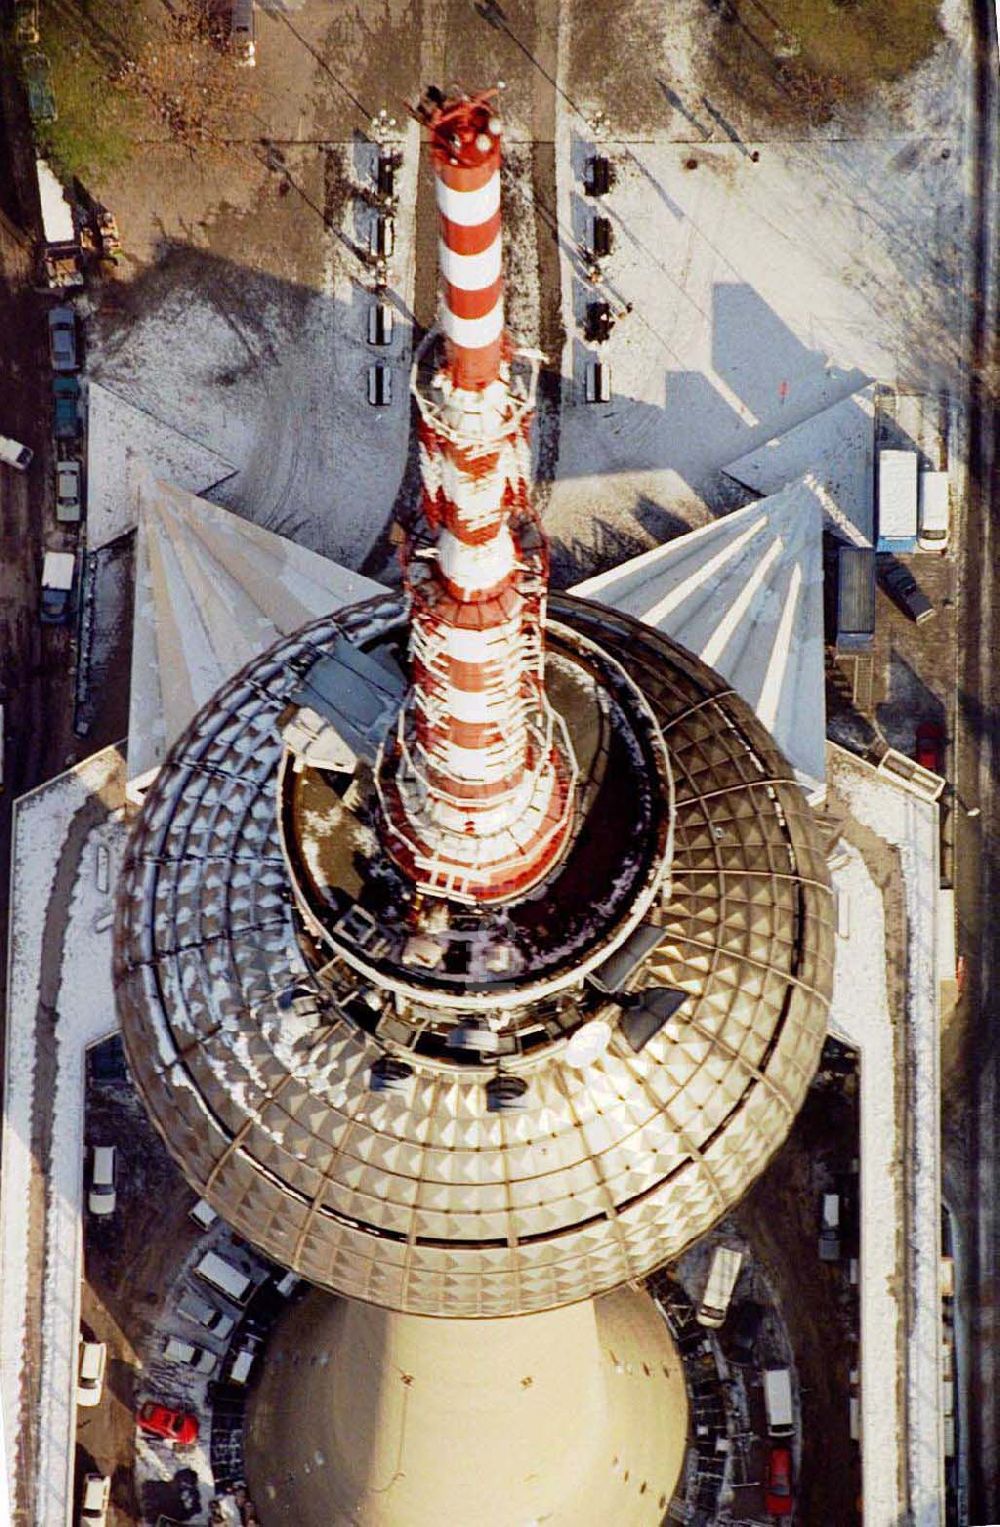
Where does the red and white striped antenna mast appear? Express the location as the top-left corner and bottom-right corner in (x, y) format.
(378, 85), (577, 905)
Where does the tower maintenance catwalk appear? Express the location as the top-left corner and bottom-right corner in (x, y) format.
(115, 86), (836, 1527)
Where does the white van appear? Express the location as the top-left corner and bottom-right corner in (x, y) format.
(77, 1340), (107, 1407)
(696, 1245), (743, 1328)
(0, 433), (33, 470)
(231, 0), (255, 65)
(195, 1249), (253, 1305)
(917, 469), (950, 552)
(78, 1473), (110, 1525)
(188, 1196), (218, 1231)
(763, 1366), (795, 1438)
(227, 1343), (258, 1386)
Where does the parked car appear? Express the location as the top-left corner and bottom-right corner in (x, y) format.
(915, 720), (945, 775)
(39, 549), (75, 624)
(137, 1400), (198, 1445)
(177, 1288), (235, 1340)
(917, 469), (950, 553)
(696, 1245), (743, 1328)
(55, 458), (82, 522)
(224, 1333), (262, 1387)
(819, 1191), (841, 1262)
(880, 560), (935, 624)
(727, 1300), (763, 1365)
(765, 1445), (794, 1516)
(188, 1196), (218, 1231)
(87, 1144), (116, 1216)
(78, 1473), (110, 1525)
(0, 432), (33, 470)
(231, 0), (256, 64)
(164, 1336), (218, 1375)
(48, 305), (78, 370)
(52, 375), (81, 439)
(22, 51), (56, 123)
(77, 1340), (107, 1407)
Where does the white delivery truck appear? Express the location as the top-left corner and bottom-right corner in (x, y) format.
(36, 156), (83, 289)
(876, 449), (918, 552)
(764, 1366), (795, 1438)
(696, 1245), (744, 1328)
(194, 1249), (253, 1306)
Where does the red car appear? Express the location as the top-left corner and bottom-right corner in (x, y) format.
(915, 719), (945, 775)
(137, 1401), (198, 1446)
(765, 1445), (793, 1517)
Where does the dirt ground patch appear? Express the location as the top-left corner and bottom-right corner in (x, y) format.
(704, 0), (945, 127)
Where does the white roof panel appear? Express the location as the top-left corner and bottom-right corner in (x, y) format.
(723, 384), (875, 546)
(128, 477), (386, 781)
(572, 478), (827, 794)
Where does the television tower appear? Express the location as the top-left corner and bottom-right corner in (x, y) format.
(379, 87), (575, 904)
(115, 87), (835, 1526)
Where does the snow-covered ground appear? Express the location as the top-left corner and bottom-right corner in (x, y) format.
(88, 123), (420, 569)
(828, 744), (944, 1526)
(87, 382), (237, 550)
(545, 0), (972, 573)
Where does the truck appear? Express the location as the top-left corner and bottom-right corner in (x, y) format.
(39, 550), (75, 624)
(876, 449), (918, 552)
(35, 158), (83, 290)
(835, 545), (876, 652)
(763, 1366), (795, 1438)
(696, 1244), (744, 1328)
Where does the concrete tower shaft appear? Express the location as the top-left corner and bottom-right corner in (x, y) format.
(378, 89), (576, 905)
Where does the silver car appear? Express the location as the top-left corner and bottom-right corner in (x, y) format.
(88, 1145), (116, 1216)
(48, 306), (77, 371)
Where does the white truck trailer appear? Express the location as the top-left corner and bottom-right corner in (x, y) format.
(876, 449), (918, 552)
(36, 157), (82, 289)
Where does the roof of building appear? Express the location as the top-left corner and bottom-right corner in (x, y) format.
(722, 384), (876, 546)
(86, 382), (238, 549)
(115, 596), (835, 1318)
(128, 476), (384, 781)
(572, 480), (828, 795)
(244, 1288), (688, 1526)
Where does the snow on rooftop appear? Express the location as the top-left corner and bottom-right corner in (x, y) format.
(37, 810), (125, 1524)
(128, 477), (385, 781)
(86, 381), (237, 549)
(0, 747), (125, 1522)
(723, 385), (876, 545)
(544, 52), (967, 567)
(87, 124), (422, 572)
(827, 742), (944, 1525)
(573, 478), (827, 793)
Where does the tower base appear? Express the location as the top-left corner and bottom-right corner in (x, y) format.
(244, 1285), (688, 1526)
